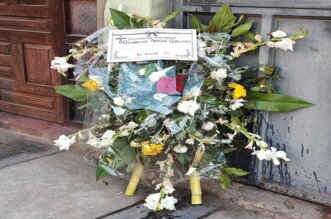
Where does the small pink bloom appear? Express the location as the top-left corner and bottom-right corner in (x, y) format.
(157, 77), (178, 94)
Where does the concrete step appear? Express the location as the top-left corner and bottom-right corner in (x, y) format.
(0, 150), (146, 219)
(0, 122), (329, 219)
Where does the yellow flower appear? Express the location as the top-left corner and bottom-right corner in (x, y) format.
(229, 83), (247, 99)
(82, 80), (100, 92)
(142, 141), (164, 156)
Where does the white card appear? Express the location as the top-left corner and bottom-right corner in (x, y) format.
(107, 28), (197, 62)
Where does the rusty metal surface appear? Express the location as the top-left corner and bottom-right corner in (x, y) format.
(179, 0), (331, 206)
(68, 0), (97, 35)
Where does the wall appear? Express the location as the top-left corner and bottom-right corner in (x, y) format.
(101, 0), (173, 27)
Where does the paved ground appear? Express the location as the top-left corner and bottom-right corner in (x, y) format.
(0, 129), (329, 219)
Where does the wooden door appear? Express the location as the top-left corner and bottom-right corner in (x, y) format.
(0, 0), (65, 123)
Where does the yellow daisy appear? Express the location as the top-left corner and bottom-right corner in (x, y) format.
(82, 80), (100, 92)
(229, 83), (247, 99)
(142, 141), (164, 156)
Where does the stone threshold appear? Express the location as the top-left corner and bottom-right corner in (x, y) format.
(0, 112), (78, 143)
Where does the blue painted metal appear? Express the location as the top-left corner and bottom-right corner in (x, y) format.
(177, 0), (331, 206)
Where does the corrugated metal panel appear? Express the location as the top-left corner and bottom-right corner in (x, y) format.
(178, 0), (331, 206)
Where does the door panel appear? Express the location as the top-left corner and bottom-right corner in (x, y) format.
(179, 0), (331, 206)
(0, 0), (65, 123)
(23, 44), (54, 85)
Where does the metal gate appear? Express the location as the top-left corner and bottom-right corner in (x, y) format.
(174, 0), (331, 206)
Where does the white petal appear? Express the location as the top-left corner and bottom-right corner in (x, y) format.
(245, 140), (254, 150)
(144, 193), (162, 211)
(155, 183), (162, 191)
(185, 139), (195, 145)
(54, 135), (75, 151)
(102, 130), (116, 139)
(256, 151), (268, 160)
(117, 4), (123, 11)
(163, 184), (175, 195)
(257, 141), (268, 148)
(173, 145), (188, 154)
(272, 157), (281, 165)
(161, 196), (178, 211)
(271, 30), (287, 38)
(202, 121), (214, 131)
(185, 167), (197, 176)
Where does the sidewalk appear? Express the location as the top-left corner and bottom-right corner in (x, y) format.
(0, 129), (329, 219)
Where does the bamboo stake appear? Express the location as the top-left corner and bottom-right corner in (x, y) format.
(190, 170), (202, 205)
(125, 161), (144, 196)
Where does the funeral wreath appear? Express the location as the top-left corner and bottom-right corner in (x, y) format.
(51, 4), (312, 211)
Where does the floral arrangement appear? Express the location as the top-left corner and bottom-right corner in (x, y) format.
(51, 4), (312, 211)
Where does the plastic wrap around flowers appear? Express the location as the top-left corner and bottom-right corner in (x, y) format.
(52, 4), (312, 212)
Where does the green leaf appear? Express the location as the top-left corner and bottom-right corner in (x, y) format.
(176, 155), (186, 165)
(129, 17), (142, 28)
(243, 31), (257, 42)
(258, 64), (276, 75)
(223, 147), (238, 154)
(207, 3), (236, 33)
(163, 9), (182, 23)
(220, 172), (231, 190)
(232, 20), (253, 37)
(246, 91), (314, 112)
(230, 15), (245, 28)
(129, 15), (146, 28)
(96, 163), (107, 181)
(134, 109), (154, 123)
(199, 94), (217, 104)
(55, 85), (88, 102)
(110, 8), (131, 29)
(189, 14), (207, 33)
(231, 116), (241, 126)
(225, 167), (250, 176)
(111, 137), (136, 165)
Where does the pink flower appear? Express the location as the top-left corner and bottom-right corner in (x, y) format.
(157, 77), (178, 95)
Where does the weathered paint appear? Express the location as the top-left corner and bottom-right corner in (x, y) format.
(102, 0), (173, 27)
(179, 0), (331, 206)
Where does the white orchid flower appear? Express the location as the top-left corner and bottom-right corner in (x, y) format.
(177, 100), (200, 116)
(54, 135), (76, 151)
(210, 68), (227, 81)
(202, 121), (214, 131)
(267, 39), (295, 51)
(252, 147), (290, 165)
(144, 193), (162, 211)
(229, 98), (245, 110)
(50, 57), (74, 74)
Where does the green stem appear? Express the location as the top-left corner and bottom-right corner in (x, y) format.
(68, 123), (111, 138)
